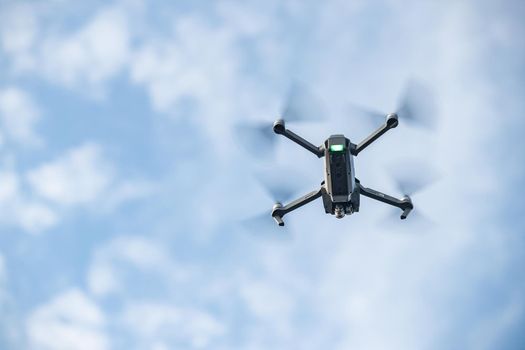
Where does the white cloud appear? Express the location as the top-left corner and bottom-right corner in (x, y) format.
(104, 236), (171, 269)
(87, 236), (227, 348)
(39, 8), (130, 90)
(16, 201), (59, 233)
(240, 279), (294, 322)
(0, 142), (152, 234)
(27, 143), (115, 206)
(120, 302), (225, 349)
(0, 87), (42, 146)
(0, 170), (19, 202)
(102, 179), (156, 212)
(25, 142), (154, 211)
(0, 3), (38, 71)
(87, 236), (190, 297)
(1, 5), (130, 94)
(26, 288), (109, 350)
(216, 1), (270, 37)
(126, 3), (311, 161)
(130, 16), (240, 114)
(0, 169), (58, 234)
(87, 264), (119, 298)
(88, 237), (166, 296)
(0, 6), (36, 53)
(86, 234), (311, 347)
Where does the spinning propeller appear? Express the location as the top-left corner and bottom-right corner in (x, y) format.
(385, 160), (439, 227)
(239, 167), (316, 237)
(348, 80), (437, 130)
(235, 83), (326, 159)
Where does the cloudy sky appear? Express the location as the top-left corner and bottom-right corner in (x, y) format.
(0, 0), (524, 349)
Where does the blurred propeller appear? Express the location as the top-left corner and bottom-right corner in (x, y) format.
(347, 104), (385, 122)
(238, 165), (318, 237)
(390, 160), (439, 197)
(380, 160), (439, 228)
(348, 80), (437, 130)
(255, 166), (316, 203)
(397, 80), (437, 129)
(280, 82), (326, 122)
(235, 82), (326, 159)
(239, 211), (291, 240)
(382, 206), (436, 230)
(235, 121), (276, 159)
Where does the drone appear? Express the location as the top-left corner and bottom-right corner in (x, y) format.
(270, 113), (413, 226)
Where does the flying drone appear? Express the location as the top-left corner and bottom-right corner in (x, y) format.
(271, 113), (410, 226)
(240, 82), (435, 227)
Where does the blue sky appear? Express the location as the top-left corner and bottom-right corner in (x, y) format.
(0, 0), (524, 349)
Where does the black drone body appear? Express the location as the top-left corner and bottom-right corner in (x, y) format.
(271, 113), (413, 226)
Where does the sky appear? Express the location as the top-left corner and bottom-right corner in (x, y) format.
(0, 0), (524, 349)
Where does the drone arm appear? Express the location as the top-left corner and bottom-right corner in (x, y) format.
(272, 187), (323, 226)
(273, 120), (324, 158)
(357, 181), (413, 219)
(354, 114), (398, 155)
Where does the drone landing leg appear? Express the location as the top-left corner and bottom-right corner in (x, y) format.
(273, 119), (324, 158)
(272, 187), (323, 226)
(354, 114), (398, 155)
(357, 182), (413, 219)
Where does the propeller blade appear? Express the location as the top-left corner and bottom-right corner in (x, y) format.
(258, 182), (297, 203)
(381, 207), (436, 230)
(234, 121), (275, 159)
(390, 160), (439, 196)
(397, 80), (437, 130)
(255, 167), (314, 203)
(239, 212), (291, 240)
(396, 179), (426, 197)
(347, 103), (385, 122)
(280, 82), (326, 122)
(346, 80), (437, 130)
(234, 82), (327, 159)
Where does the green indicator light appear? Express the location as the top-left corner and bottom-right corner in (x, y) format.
(330, 144), (344, 152)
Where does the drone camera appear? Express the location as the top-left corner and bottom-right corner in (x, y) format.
(334, 204), (345, 219)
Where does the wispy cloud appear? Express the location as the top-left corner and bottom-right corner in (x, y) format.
(0, 142), (153, 234)
(87, 236), (182, 297)
(0, 87), (42, 147)
(39, 8), (130, 91)
(0, 169), (58, 233)
(26, 143), (115, 206)
(120, 302), (225, 349)
(1, 5), (130, 96)
(26, 288), (109, 350)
